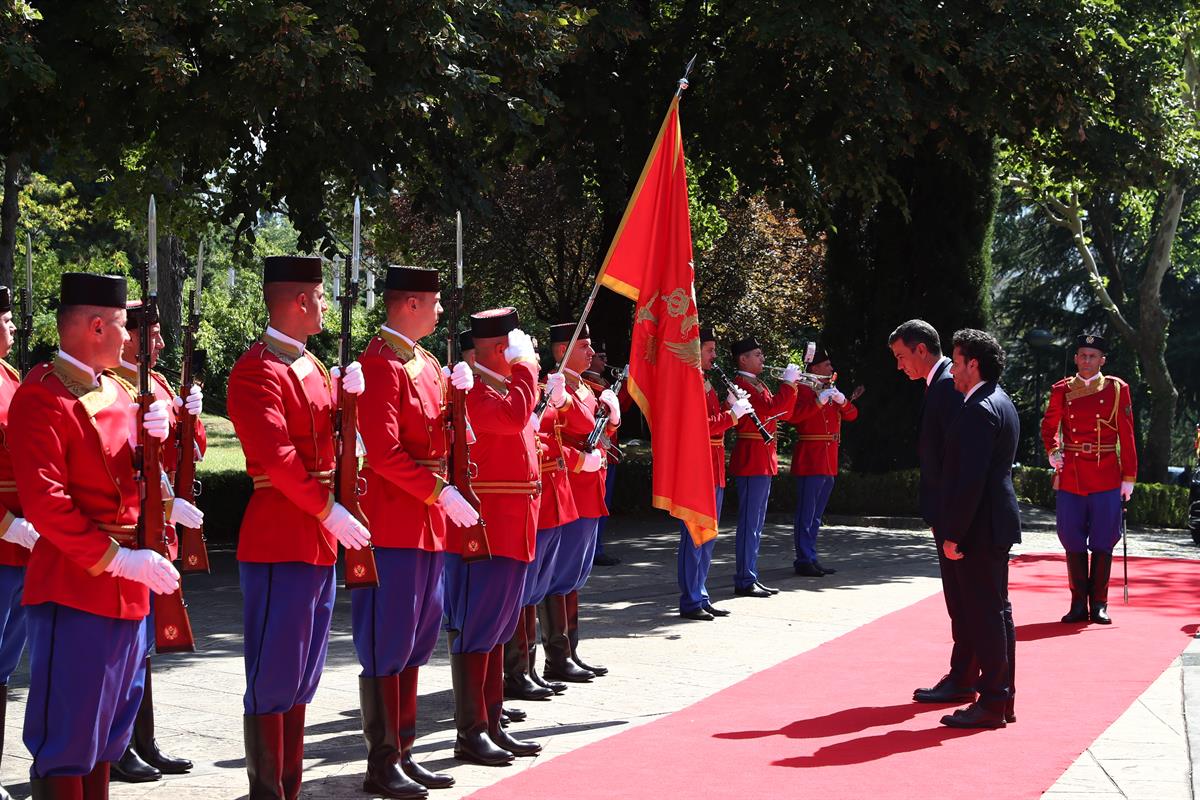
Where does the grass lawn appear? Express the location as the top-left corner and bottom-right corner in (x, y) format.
(198, 414), (246, 474)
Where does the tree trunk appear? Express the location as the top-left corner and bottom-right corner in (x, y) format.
(0, 152), (26, 290)
(156, 234), (188, 374)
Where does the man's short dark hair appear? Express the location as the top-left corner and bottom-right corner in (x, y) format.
(888, 319), (941, 356)
(951, 328), (1005, 382)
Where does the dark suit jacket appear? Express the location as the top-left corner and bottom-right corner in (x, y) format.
(939, 381), (1022, 552)
(918, 358), (963, 532)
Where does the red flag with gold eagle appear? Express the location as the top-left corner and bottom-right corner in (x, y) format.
(597, 95), (716, 545)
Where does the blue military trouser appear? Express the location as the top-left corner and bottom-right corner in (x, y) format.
(678, 487), (724, 612)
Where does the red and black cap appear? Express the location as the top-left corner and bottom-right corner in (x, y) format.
(471, 307), (519, 339)
(808, 345), (831, 366)
(264, 255), (323, 284)
(731, 336), (762, 357)
(550, 322), (589, 343)
(459, 329), (474, 352)
(1075, 333), (1108, 353)
(699, 327), (716, 344)
(60, 273), (127, 308)
(125, 299), (159, 329)
(385, 265), (439, 292)
(0, 287), (10, 314)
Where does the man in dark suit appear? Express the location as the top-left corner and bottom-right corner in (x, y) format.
(938, 328), (1020, 729)
(888, 320), (975, 704)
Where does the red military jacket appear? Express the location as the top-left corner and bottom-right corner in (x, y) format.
(787, 387), (859, 477)
(704, 380), (736, 488)
(357, 329), (450, 551)
(11, 357), (147, 620)
(729, 372), (797, 477)
(115, 364), (208, 479)
(0, 360), (28, 567)
(563, 370), (615, 518)
(536, 398), (586, 531)
(228, 331), (339, 566)
(1040, 373), (1137, 495)
(458, 359), (541, 562)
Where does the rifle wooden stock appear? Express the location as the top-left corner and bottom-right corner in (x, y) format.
(139, 395), (196, 654)
(448, 383), (490, 562)
(175, 334), (209, 574)
(337, 390), (379, 589)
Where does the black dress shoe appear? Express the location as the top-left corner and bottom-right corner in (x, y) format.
(734, 585), (772, 598)
(111, 746), (162, 783)
(913, 675), (977, 704)
(679, 608), (714, 621)
(703, 603), (731, 617)
(794, 562), (825, 577)
(940, 703), (1007, 729)
(755, 582), (780, 595)
(592, 553), (621, 566)
(813, 561), (837, 575)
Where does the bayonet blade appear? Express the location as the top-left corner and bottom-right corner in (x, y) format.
(351, 196), (361, 285)
(455, 211), (463, 289)
(148, 196), (158, 295)
(194, 240), (205, 312)
(24, 232), (32, 300)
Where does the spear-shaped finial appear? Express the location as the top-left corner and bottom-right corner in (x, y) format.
(676, 54), (697, 98)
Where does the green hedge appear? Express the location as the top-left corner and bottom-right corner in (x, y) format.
(1011, 466), (1187, 528)
(194, 470), (252, 546)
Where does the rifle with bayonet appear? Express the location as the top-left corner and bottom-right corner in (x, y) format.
(138, 196), (196, 654)
(709, 363), (773, 444)
(17, 233), (33, 376)
(562, 364), (628, 464)
(336, 197), (379, 590)
(447, 211), (490, 562)
(175, 241), (210, 574)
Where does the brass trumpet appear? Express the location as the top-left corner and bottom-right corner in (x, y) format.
(762, 365), (835, 392)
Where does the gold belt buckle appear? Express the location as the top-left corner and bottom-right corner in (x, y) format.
(1080, 442), (1094, 454)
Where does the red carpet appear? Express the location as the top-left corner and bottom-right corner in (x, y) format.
(469, 554), (1200, 800)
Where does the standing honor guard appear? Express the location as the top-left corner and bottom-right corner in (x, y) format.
(581, 342), (622, 567)
(11, 273), (181, 799)
(0, 287), (38, 800)
(1040, 333), (1137, 625)
(678, 328), (751, 621)
(110, 300), (206, 783)
(447, 308), (542, 765)
(353, 265), (476, 798)
(728, 337), (800, 597)
(786, 345), (863, 577)
(543, 322), (620, 680)
(227, 256), (371, 799)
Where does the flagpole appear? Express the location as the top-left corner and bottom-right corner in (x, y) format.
(542, 55), (698, 394)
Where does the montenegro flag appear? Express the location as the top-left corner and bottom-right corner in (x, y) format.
(597, 95), (717, 545)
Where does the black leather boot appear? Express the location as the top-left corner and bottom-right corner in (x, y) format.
(1060, 552), (1090, 623)
(30, 776), (83, 800)
(450, 650), (513, 766)
(244, 713), (285, 799)
(396, 668), (453, 790)
(485, 645), (540, 757)
(526, 607), (566, 694)
(539, 596), (593, 683)
(1089, 551), (1113, 624)
(566, 590), (607, 676)
(80, 762), (109, 800)
(503, 607), (552, 701)
(133, 659), (193, 774)
(359, 675), (426, 799)
(110, 745), (160, 783)
(281, 705), (306, 800)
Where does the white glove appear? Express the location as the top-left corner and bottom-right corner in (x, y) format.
(106, 548), (180, 594)
(322, 502), (371, 550)
(598, 389), (622, 426)
(172, 385), (203, 416)
(437, 485), (480, 528)
(168, 498), (204, 528)
(546, 372), (568, 408)
(142, 400), (170, 441)
(781, 363), (802, 384)
(817, 388), (835, 405)
(1048, 451), (1064, 470)
(2, 517), (38, 550)
(450, 361), (474, 391)
(1120, 480), (1134, 502)
(730, 397), (753, 420)
(332, 361), (366, 395)
(504, 328), (535, 363)
(580, 450), (604, 473)
(831, 389), (846, 405)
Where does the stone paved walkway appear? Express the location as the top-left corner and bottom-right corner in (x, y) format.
(1, 504), (1196, 799)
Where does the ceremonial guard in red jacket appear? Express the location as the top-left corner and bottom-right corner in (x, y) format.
(786, 346), (863, 577)
(503, 370), (587, 701)
(353, 266), (475, 798)
(111, 300), (206, 784)
(447, 308), (542, 765)
(582, 342), (625, 567)
(0, 287), (38, 800)
(728, 337), (800, 596)
(1040, 333), (1137, 625)
(227, 256), (371, 799)
(542, 322), (620, 682)
(677, 328), (751, 621)
(11, 273), (181, 799)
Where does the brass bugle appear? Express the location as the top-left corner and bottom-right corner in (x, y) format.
(762, 365), (833, 391)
